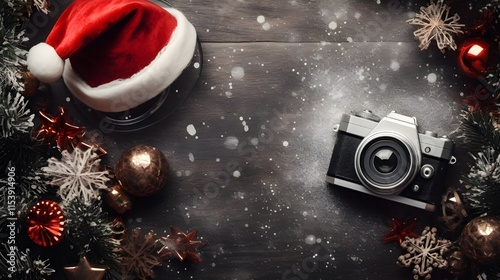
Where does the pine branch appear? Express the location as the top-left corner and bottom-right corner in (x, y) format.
(0, 89), (34, 137)
(485, 65), (500, 96)
(64, 198), (122, 280)
(1, 0), (28, 92)
(0, 245), (55, 280)
(459, 110), (500, 154)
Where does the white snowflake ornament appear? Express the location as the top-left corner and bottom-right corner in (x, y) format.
(407, 0), (464, 52)
(42, 147), (110, 205)
(397, 226), (452, 280)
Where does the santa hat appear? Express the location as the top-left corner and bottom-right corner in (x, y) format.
(27, 0), (197, 113)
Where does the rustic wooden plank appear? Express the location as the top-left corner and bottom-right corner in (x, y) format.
(174, 0), (433, 43)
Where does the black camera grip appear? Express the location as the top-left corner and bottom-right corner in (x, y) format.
(327, 131), (362, 181)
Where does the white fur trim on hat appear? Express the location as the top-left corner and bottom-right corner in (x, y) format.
(63, 8), (197, 113)
(27, 43), (65, 83)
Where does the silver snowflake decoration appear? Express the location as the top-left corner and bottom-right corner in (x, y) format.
(0, 91), (34, 137)
(42, 147), (110, 205)
(407, 0), (464, 52)
(398, 226), (451, 280)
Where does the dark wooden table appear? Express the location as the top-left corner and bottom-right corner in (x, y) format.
(27, 0), (474, 279)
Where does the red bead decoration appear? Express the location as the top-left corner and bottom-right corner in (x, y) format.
(27, 200), (65, 247)
(458, 38), (493, 78)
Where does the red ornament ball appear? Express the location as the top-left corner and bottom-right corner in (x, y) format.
(26, 200), (65, 246)
(458, 37), (496, 78)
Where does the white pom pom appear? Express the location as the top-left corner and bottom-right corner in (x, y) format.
(27, 43), (64, 83)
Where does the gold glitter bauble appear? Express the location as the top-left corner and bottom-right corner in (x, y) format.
(115, 145), (169, 197)
(460, 216), (500, 264)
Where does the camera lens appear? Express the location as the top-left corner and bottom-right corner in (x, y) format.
(373, 149), (398, 173)
(355, 135), (417, 196)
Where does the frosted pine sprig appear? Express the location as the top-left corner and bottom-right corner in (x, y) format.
(0, 90), (34, 137)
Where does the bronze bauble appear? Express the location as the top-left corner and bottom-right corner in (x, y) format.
(21, 70), (40, 97)
(460, 216), (500, 264)
(105, 184), (132, 214)
(438, 187), (468, 235)
(445, 247), (469, 277)
(115, 145), (169, 197)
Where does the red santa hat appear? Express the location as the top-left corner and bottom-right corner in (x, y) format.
(27, 0), (197, 112)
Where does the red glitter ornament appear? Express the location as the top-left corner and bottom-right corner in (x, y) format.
(27, 200), (65, 247)
(33, 107), (84, 150)
(381, 217), (419, 245)
(157, 226), (207, 263)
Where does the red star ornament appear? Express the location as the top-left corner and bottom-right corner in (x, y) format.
(157, 226), (207, 264)
(381, 217), (419, 245)
(33, 107), (84, 150)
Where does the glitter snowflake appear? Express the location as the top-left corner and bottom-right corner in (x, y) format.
(0, 91), (34, 137)
(397, 226), (452, 280)
(121, 228), (162, 280)
(407, 0), (464, 52)
(42, 147), (110, 205)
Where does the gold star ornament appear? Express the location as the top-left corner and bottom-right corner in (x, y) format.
(63, 257), (107, 280)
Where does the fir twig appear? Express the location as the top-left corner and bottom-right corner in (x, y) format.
(0, 246), (55, 280)
(459, 110), (500, 154)
(1, 0), (28, 92)
(64, 198), (122, 280)
(0, 90), (34, 137)
(462, 148), (500, 216)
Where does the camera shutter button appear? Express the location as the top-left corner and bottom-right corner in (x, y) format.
(420, 164), (435, 179)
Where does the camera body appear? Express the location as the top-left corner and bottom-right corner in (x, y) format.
(326, 111), (455, 211)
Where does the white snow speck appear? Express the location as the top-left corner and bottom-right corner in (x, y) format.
(427, 73), (437, 83)
(305, 235), (316, 245)
(354, 12), (361, 19)
(328, 21), (337, 30)
(262, 22), (271, 31)
(390, 60), (400, 71)
(231, 66), (245, 80)
(193, 62), (200, 69)
(224, 136), (239, 149)
(347, 37), (353, 42)
(283, 141), (289, 147)
(188, 153), (194, 162)
(257, 15), (265, 24)
(250, 138), (259, 146)
(225, 91), (233, 98)
(187, 124), (196, 136)
(233, 170), (241, 178)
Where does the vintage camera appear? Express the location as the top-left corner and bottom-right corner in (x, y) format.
(326, 111), (455, 211)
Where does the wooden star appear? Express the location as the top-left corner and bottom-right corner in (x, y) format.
(157, 226), (207, 264)
(381, 217), (419, 245)
(63, 257), (107, 280)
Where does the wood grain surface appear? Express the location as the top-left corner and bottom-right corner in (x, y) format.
(25, 0), (474, 279)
